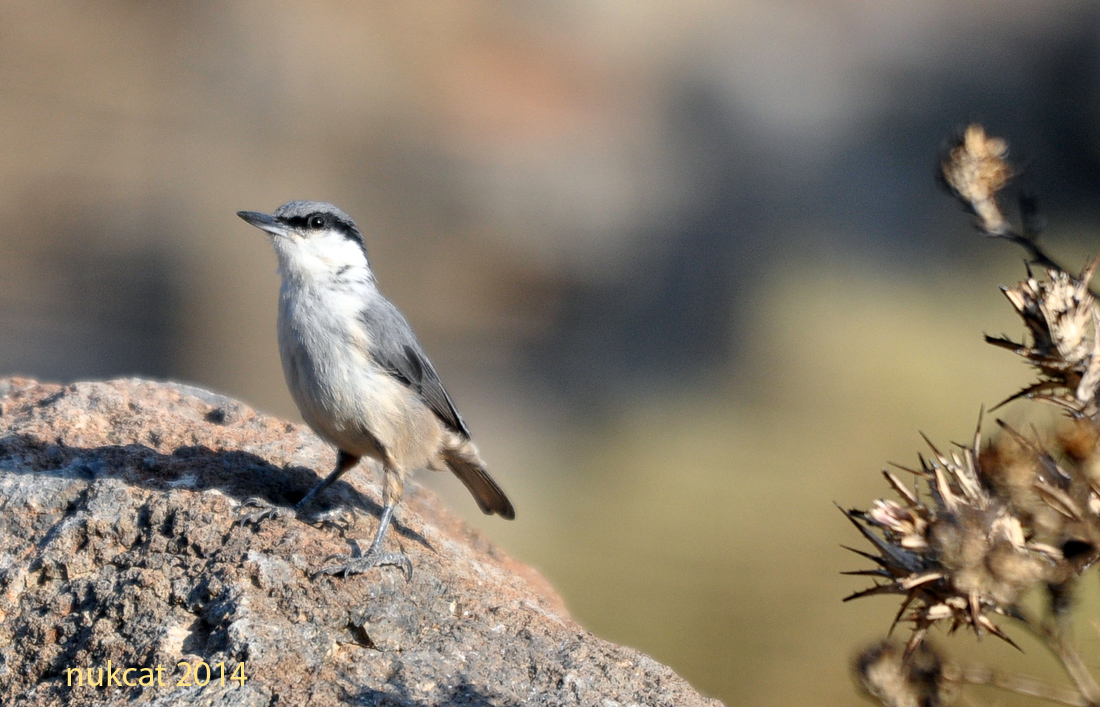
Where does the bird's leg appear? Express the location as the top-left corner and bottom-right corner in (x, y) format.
(316, 465), (412, 580)
(238, 450), (359, 526)
(294, 450), (360, 514)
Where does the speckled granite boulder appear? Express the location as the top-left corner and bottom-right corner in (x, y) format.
(0, 377), (722, 707)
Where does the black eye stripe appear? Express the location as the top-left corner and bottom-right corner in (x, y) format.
(282, 214), (365, 247)
(283, 215), (312, 229)
(285, 214), (332, 230)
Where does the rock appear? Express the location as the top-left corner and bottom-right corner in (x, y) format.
(0, 378), (722, 706)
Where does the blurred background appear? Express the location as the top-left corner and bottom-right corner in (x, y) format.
(4, 1), (1100, 704)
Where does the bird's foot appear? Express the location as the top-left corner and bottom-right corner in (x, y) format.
(237, 497), (295, 526)
(303, 505), (358, 532)
(314, 548), (413, 581)
(237, 498), (353, 531)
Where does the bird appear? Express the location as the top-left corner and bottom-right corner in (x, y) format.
(237, 200), (514, 579)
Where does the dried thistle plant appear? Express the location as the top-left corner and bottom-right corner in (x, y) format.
(941, 124), (1014, 235)
(855, 640), (954, 707)
(847, 124), (1100, 707)
(987, 260), (1100, 416)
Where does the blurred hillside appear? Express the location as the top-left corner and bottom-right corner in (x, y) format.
(2, 2), (1100, 704)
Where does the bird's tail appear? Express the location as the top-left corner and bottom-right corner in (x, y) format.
(441, 437), (515, 520)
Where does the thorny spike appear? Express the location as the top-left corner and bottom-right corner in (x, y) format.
(887, 461), (928, 478)
(996, 419), (1033, 449)
(919, 432), (946, 464)
(899, 572), (945, 590)
(841, 569), (893, 578)
(1029, 424), (1051, 451)
(1034, 481), (1082, 519)
(998, 419), (1074, 488)
(969, 592), (983, 636)
(977, 614), (1022, 651)
(1037, 452), (1072, 489)
(888, 592), (917, 636)
(903, 626), (929, 660)
(919, 455), (947, 511)
(956, 407), (984, 484)
(989, 380), (1064, 411)
(844, 584), (906, 602)
(984, 334), (1027, 354)
(1080, 254), (1100, 289)
(933, 465), (957, 513)
(951, 448), (984, 506)
(883, 470), (919, 506)
(840, 507), (924, 573)
(1044, 396), (1093, 419)
(841, 544), (892, 568)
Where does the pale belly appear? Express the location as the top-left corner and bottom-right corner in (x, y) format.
(278, 311), (444, 471)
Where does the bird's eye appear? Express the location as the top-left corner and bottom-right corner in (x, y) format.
(308, 215), (326, 229)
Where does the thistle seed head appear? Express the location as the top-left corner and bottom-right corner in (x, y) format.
(854, 640), (951, 707)
(842, 422), (1094, 651)
(941, 124), (1013, 235)
(988, 260), (1100, 417)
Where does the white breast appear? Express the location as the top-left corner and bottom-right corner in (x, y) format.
(276, 280), (444, 470)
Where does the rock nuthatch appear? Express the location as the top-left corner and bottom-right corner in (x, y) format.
(237, 201), (514, 578)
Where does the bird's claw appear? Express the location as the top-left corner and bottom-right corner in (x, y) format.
(305, 505), (357, 532)
(237, 497), (295, 526)
(314, 550), (413, 582)
(237, 497), (357, 531)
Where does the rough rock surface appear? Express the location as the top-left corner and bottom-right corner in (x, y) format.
(0, 378), (721, 707)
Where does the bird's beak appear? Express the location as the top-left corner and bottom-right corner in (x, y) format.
(237, 210), (292, 238)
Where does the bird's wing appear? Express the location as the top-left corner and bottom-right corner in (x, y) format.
(359, 298), (471, 438)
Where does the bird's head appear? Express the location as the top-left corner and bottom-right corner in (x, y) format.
(237, 200), (371, 283)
